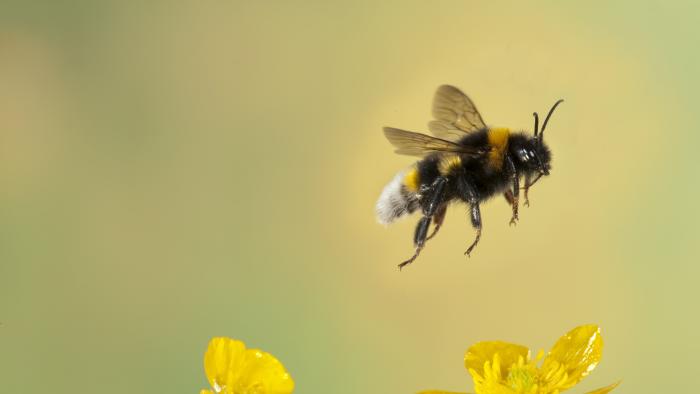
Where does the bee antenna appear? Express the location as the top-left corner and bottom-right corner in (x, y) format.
(539, 99), (564, 142)
(532, 112), (540, 138)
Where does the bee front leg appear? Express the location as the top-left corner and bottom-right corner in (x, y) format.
(523, 172), (532, 207)
(505, 156), (519, 225)
(522, 172), (543, 207)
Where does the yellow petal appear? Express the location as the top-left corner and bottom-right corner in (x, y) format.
(465, 341), (529, 379)
(540, 325), (603, 390)
(233, 348), (295, 394)
(200, 390), (215, 394)
(203, 337), (247, 390)
(584, 381), (621, 394)
(418, 391), (471, 394)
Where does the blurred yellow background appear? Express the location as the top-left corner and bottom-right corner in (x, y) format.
(1, 1), (697, 393)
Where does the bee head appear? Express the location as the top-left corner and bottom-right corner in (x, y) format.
(527, 99), (563, 176)
(513, 138), (551, 175)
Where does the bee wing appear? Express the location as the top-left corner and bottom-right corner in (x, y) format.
(429, 85), (487, 140)
(427, 120), (471, 141)
(383, 127), (486, 157)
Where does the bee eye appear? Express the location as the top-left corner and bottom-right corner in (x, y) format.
(517, 149), (529, 162)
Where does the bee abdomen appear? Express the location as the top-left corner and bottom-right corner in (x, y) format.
(376, 169), (420, 225)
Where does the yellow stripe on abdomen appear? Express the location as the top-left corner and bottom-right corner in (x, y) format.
(403, 167), (420, 192)
(439, 155), (462, 176)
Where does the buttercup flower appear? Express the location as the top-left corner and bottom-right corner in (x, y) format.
(420, 325), (619, 394)
(200, 337), (294, 394)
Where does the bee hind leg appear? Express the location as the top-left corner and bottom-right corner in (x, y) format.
(398, 177), (447, 270)
(426, 204), (447, 241)
(398, 216), (431, 270)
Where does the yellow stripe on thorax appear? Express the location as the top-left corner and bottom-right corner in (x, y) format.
(486, 127), (510, 170)
(403, 167), (420, 192)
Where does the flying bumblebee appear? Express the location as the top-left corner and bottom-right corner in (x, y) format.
(376, 85), (563, 269)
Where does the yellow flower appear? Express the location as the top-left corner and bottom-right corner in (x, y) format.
(420, 325), (620, 394)
(200, 337), (294, 394)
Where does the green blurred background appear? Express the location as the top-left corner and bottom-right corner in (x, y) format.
(1, 1), (698, 393)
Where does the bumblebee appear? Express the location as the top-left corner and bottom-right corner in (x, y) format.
(376, 85), (563, 269)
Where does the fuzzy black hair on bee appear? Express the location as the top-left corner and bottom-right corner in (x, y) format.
(376, 85), (563, 270)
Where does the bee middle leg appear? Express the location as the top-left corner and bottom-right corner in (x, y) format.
(459, 178), (483, 257)
(398, 177), (448, 270)
(464, 203), (482, 257)
(504, 189), (514, 205)
(503, 189), (518, 226)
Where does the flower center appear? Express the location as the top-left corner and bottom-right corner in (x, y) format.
(506, 363), (539, 393)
